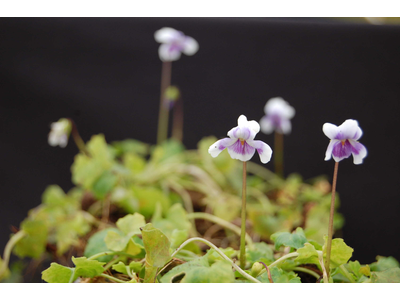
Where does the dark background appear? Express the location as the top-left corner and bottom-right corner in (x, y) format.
(1, 17), (399, 266)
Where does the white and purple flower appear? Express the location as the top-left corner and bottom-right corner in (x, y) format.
(323, 119), (367, 164)
(48, 118), (71, 148)
(208, 115), (272, 163)
(154, 27), (199, 62)
(260, 97), (295, 135)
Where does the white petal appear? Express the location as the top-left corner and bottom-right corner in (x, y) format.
(264, 97), (295, 119)
(237, 115), (248, 127)
(158, 44), (181, 62)
(248, 140), (272, 164)
(349, 140), (367, 165)
(227, 139), (255, 162)
(279, 119), (292, 134)
(48, 133), (58, 146)
(260, 116), (274, 134)
(182, 36), (199, 56)
(322, 123), (339, 140)
(337, 119), (360, 140)
(58, 135), (68, 148)
(208, 138), (236, 158)
(324, 140), (337, 161)
(154, 27), (179, 43)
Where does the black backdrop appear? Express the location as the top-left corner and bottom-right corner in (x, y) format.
(1, 17), (400, 266)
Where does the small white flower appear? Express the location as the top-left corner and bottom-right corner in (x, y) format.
(323, 119), (367, 165)
(48, 118), (71, 148)
(208, 115), (272, 164)
(154, 27), (199, 62)
(260, 97), (295, 134)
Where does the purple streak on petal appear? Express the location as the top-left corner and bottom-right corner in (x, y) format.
(332, 140), (352, 161)
(248, 140), (273, 163)
(208, 138), (236, 158)
(227, 139), (255, 161)
(349, 140), (367, 164)
(334, 132), (345, 140)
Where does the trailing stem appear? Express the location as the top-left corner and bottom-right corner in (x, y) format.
(240, 161), (247, 269)
(274, 131), (284, 178)
(325, 161), (339, 280)
(0, 230), (26, 278)
(157, 61), (172, 145)
(171, 237), (261, 283)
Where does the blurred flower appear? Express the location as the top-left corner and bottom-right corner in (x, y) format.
(208, 115), (272, 163)
(260, 97), (295, 134)
(154, 27), (199, 62)
(48, 118), (71, 148)
(163, 86), (180, 109)
(323, 119), (367, 164)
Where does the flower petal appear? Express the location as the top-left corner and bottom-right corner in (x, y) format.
(323, 123), (339, 140)
(227, 139), (255, 162)
(336, 119), (360, 140)
(278, 118), (292, 134)
(247, 140), (272, 164)
(260, 116), (274, 134)
(332, 140), (352, 162)
(349, 140), (367, 164)
(158, 44), (181, 62)
(182, 36), (199, 56)
(324, 140), (337, 161)
(264, 97), (295, 119)
(208, 138), (236, 158)
(154, 27), (179, 43)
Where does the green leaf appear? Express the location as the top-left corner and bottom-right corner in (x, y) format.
(181, 260), (235, 283)
(104, 230), (131, 252)
(71, 154), (104, 189)
(42, 185), (66, 206)
(150, 140), (184, 164)
(116, 213), (146, 236)
(132, 186), (171, 219)
(246, 242), (274, 265)
(370, 256), (400, 272)
(72, 256), (105, 279)
(141, 223), (171, 283)
(271, 227), (308, 250)
(170, 229), (188, 249)
(160, 254), (210, 283)
(371, 268), (400, 283)
(323, 237), (353, 268)
(13, 220), (48, 259)
(42, 263), (73, 283)
(207, 247), (237, 265)
(112, 261), (129, 275)
(84, 228), (121, 262)
(123, 153), (146, 174)
(295, 243), (320, 266)
(92, 171), (118, 200)
(112, 139), (149, 157)
(258, 266), (301, 283)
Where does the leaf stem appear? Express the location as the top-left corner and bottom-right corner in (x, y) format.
(186, 212), (253, 248)
(293, 267), (321, 280)
(99, 273), (132, 283)
(0, 230), (26, 278)
(171, 237), (261, 283)
(87, 251), (136, 261)
(325, 161), (339, 280)
(157, 61), (172, 145)
(339, 264), (356, 283)
(240, 161), (247, 269)
(68, 118), (90, 156)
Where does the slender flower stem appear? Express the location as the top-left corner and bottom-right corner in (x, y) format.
(172, 94), (183, 142)
(259, 261), (273, 283)
(0, 230), (26, 278)
(157, 61), (172, 145)
(68, 118), (90, 156)
(325, 161), (339, 280)
(171, 237), (261, 283)
(274, 131), (284, 178)
(240, 161), (247, 269)
(186, 212), (254, 248)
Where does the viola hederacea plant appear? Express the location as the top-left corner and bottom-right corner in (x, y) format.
(2, 25), (400, 285)
(323, 119), (367, 281)
(154, 27), (198, 145)
(260, 97), (295, 177)
(209, 115), (272, 268)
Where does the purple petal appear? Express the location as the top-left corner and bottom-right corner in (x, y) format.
(349, 140), (367, 164)
(208, 138), (236, 158)
(324, 140), (338, 161)
(227, 139), (256, 162)
(332, 140), (352, 162)
(247, 140), (272, 164)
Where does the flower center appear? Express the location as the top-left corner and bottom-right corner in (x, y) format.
(240, 138), (245, 145)
(341, 140), (346, 145)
